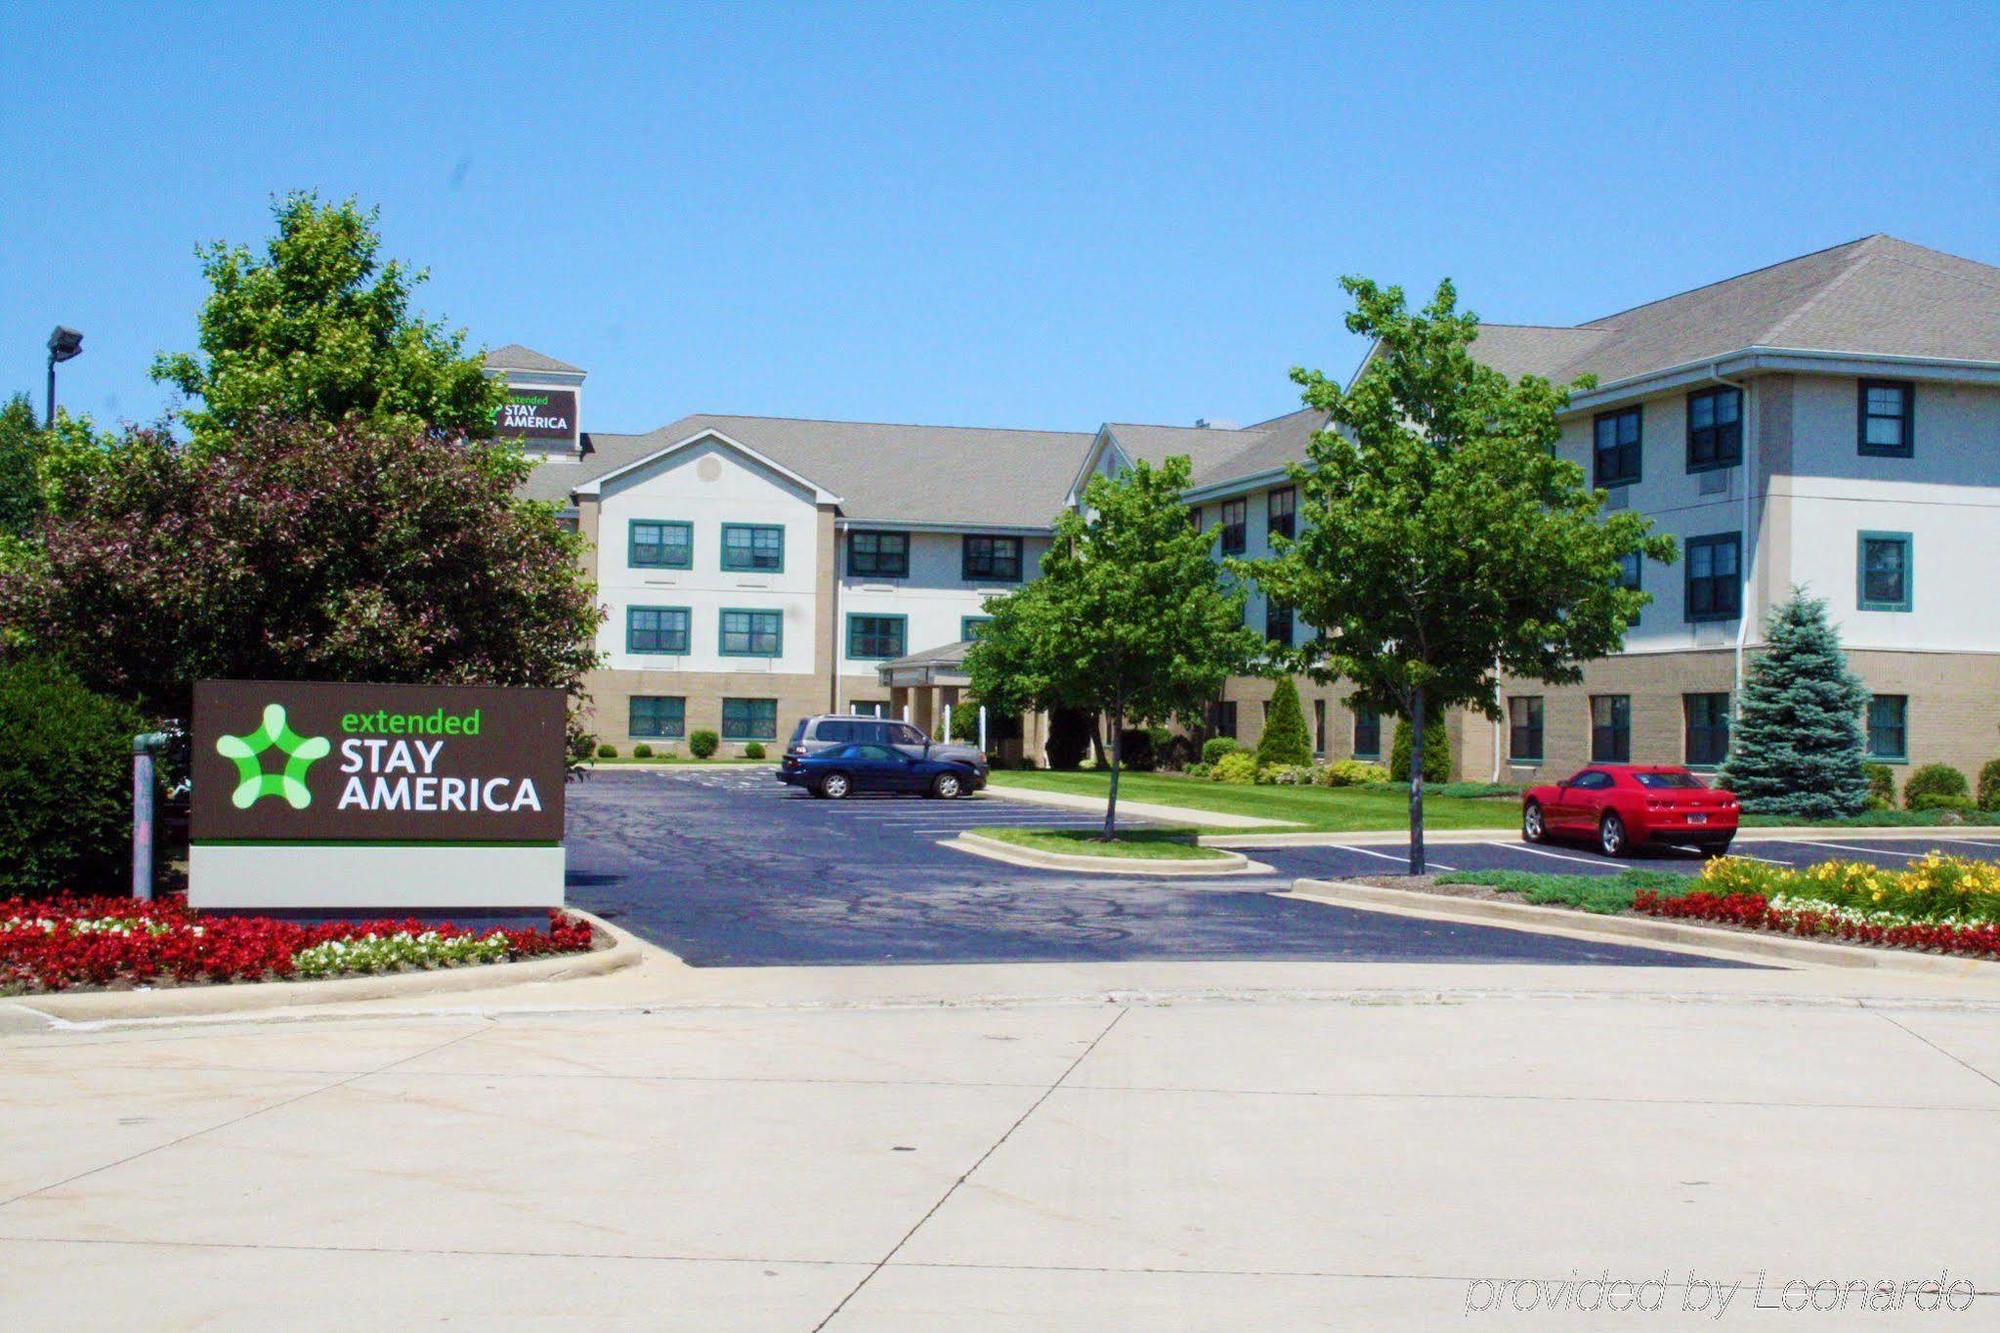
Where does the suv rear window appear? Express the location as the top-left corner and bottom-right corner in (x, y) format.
(814, 719), (857, 744)
(788, 719), (808, 746)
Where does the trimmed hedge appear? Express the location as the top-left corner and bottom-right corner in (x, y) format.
(688, 729), (719, 759)
(596, 743), (618, 759)
(1863, 762), (1897, 809)
(1980, 759), (2000, 812)
(1201, 736), (1240, 767)
(0, 659), (147, 897)
(1904, 763), (1968, 810)
(632, 743), (654, 759)
(743, 741), (766, 760)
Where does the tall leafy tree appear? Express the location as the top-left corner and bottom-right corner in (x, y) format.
(967, 457), (1263, 838)
(1249, 277), (1675, 872)
(0, 395), (42, 539)
(151, 192), (505, 447)
(1719, 591), (1871, 818)
(0, 416), (604, 760)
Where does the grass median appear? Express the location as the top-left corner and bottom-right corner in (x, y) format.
(969, 826), (1235, 861)
(984, 770), (1521, 833)
(1432, 869), (1705, 914)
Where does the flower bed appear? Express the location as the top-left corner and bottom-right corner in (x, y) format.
(1632, 854), (2000, 961)
(0, 897), (594, 994)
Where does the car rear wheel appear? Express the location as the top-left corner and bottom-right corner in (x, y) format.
(819, 772), (852, 800)
(1598, 812), (1628, 858)
(931, 773), (964, 799)
(1522, 801), (1547, 844)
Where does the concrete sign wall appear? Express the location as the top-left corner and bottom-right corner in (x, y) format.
(189, 680), (568, 910)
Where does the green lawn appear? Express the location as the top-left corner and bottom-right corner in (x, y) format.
(972, 826), (1233, 861)
(1434, 869), (1701, 915)
(984, 770), (1520, 833)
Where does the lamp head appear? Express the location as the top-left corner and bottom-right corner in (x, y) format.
(47, 326), (83, 363)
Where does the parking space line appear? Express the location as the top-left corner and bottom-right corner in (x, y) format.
(1788, 839), (1929, 859)
(1724, 848), (1798, 866)
(1938, 839), (2000, 852)
(1487, 840), (1616, 869)
(1320, 842), (1454, 872)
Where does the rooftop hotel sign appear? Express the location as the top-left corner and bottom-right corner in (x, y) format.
(492, 387), (578, 442)
(189, 681), (567, 909)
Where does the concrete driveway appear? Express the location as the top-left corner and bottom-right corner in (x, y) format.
(562, 770), (1729, 968)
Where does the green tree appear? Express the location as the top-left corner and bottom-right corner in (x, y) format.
(1255, 676), (1312, 767)
(151, 192), (505, 447)
(968, 457), (1263, 838)
(0, 394), (42, 538)
(1249, 277), (1675, 872)
(1389, 716), (1452, 784)
(0, 416), (604, 761)
(1719, 592), (1871, 818)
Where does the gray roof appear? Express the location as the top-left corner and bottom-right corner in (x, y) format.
(519, 413), (1093, 528)
(1468, 234), (2000, 387)
(484, 344), (585, 375)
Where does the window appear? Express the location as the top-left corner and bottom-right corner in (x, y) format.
(847, 530), (909, 578)
(1684, 692), (1730, 767)
(1617, 551), (1644, 628)
(962, 535), (1023, 582)
(1217, 499), (1247, 555)
(1570, 770), (1614, 790)
(720, 523), (784, 572)
(961, 616), (993, 641)
(1593, 407), (1642, 488)
(1267, 487), (1297, 541)
(1508, 696), (1544, 764)
(1857, 531), (1913, 612)
(850, 700), (889, 718)
(1264, 599), (1293, 647)
(1867, 695), (1908, 762)
(629, 520), (692, 569)
(846, 613), (907, 660)
(1858, 379), (1914, 457)
(1352, 706), (1381, 758)
(626, 606), (690, 655)
(629, 696), (685, 739)
(1209, 700), (1237, 740)
(1685, 387), (1742, 472)
(719, 608), (782, 657)
(1591, 695), (1631, 763)
(1313, 699), (1326, 756)
(1685, 533), (1742, 621)
(721, 697), (778, 740)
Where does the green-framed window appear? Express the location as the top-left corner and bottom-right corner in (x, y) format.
(961, 616), (993, 641)
(1593, 406), (1642, 488)
(846, 613), (907, 660)
(962, 535), (1023, 582)
(847, 530), (909, 578)
(1591, 695), (1631, 763)
(629, 696), (686, 739)
(1685, 533), (1741, 622)
(1684, 692), (1730, 768)
(1858, 379), (1914, 457)
(1686, 387), (1742, 472)
(1857, 531), (1913, 612)
(626, 606), (690, 655)
(1352, 706), (1381, 758)
(1508, 696), (1543, 764)
(721, 523), (785, 572)
(719, 608), (782, 657)
(629, 520), (692, 569)
(721, 697), (778, 740)
(1867, 695), (1908, 762)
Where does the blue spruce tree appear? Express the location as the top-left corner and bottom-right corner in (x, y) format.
(1719, 591), (1871, 818)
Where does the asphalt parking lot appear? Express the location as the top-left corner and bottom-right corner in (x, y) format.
(564, 769), (1748, 968)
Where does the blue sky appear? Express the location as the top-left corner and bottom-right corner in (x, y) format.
(4, 2), (1996, 435)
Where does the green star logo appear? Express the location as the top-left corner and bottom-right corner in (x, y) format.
(216, 703), (332, 810)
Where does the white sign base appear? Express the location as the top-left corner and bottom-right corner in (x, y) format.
(189, 844), (566, 910)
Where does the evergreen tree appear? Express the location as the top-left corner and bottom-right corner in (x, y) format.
(1256, 676), (1313, 767)
(1719, 591), (1871, 817)
(1389, 716), (1453, 783)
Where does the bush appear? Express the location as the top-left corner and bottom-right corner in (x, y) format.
(1864, 763), (1897, 808)
(1117, 728), (1158, 772)
(1155, 730), (1196, 772)
(596, 744), (618, 759)
(1979, 759), (2000, 811)
(1909, 792), (1977, 814)
(1211, 752), (1258, 784)
(1202, 736), (1240, 767)
(1255, 678), (1313, 768)
(1904, 763), (1968, 810)
(632, 743), (653, 759)
(1185, 762), (1212, 779)
(688, 729), (719, 760)
(0, 659), (147, 897)
(1389, 717), (1452, 783)
(743, 741), (766, 760)
(1259, 763), (1316, 786)
(1319, 758), (1391, 787)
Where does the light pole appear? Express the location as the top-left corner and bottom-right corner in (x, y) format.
(46, 325), (83, 427)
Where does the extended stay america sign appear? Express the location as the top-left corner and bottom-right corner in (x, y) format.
(192, 680), (567, 845)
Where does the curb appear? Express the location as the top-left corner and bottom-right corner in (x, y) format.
(950, 832), (1274, 877)
(1204, 825), (2000, 849)
(981, 782), (1292, 829)
(0, 909), (644, 1030)
(1283, 878), (2000, 976)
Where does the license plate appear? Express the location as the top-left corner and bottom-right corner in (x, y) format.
(1687, 813), (1707, 825)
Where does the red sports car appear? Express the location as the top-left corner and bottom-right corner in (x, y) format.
(1522, 764), (1739, 858)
